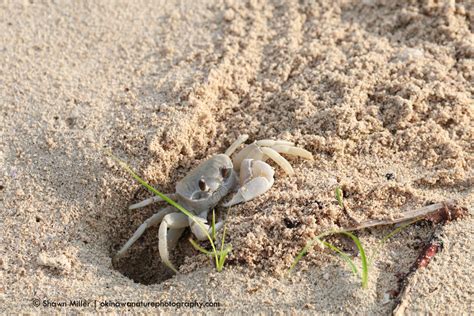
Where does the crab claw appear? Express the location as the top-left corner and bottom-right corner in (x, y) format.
(223, 159), (274, 207)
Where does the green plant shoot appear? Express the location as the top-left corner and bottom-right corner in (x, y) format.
(189, 209), (232, 272)
(335, 187), (344, 208)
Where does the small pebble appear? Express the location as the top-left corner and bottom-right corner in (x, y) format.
(224, 9), (235, 21)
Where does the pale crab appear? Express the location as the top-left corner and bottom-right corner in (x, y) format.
(113, 134), (313, 270)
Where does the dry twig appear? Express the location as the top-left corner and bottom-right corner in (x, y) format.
(344, 201), (465, 231)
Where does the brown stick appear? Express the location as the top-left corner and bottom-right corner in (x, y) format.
(392, 233), (443, 316)
(343, 200), (465, 232)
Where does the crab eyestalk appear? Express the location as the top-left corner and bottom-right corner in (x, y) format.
(198, 178), (209, 192)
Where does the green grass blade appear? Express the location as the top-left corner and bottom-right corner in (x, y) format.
(216, 217), (231, 272)
(289, 237), (358, 277)
(189, 238), (211, 255)
(338, 231), (368, 288)
(335, 187), (344, 208)
(379, 219), (419, 246)
(288, 230), (336, 273)
(289, 239), (316, 273)
(217, 245), (232, 272)
(212, 209), (216, 242)
(320, 240), (358, 276)
(220, 221), (227, 253)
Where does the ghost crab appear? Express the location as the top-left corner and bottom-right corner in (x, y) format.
(114, 134), (313, 270)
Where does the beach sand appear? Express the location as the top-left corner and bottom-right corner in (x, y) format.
(1, 0), (473, 314)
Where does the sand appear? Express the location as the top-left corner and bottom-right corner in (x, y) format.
(1, 0), (473, 314)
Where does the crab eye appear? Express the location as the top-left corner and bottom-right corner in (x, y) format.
(220, 167), (232, 178)
(198, 178), (209, 191)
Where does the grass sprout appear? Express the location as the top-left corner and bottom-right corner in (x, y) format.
(218, 223), (232, 271)
(109, 153), (231, 272)
(188, 239), (210, 255)
(344, 231), (368, 288)
(289, 230), (368, 288)
(211, 209), (216, 242)
(189, 209), (232, 272)
(320, 239), (358, 276)
(335, 187), (344, 208)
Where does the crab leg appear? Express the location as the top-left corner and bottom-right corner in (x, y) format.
(129, 193), (177, 210)
(260, 147), (294, 175)
(271, 145), (313, 161)
(114, 206), (175, 260)
(167, 228), (185, 250)
(225, 134), (249, 156)
(159, 213), (190, 271)
(255, 139), (295, 147)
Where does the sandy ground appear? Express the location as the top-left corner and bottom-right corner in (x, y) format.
(1, 0), (473, 314)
